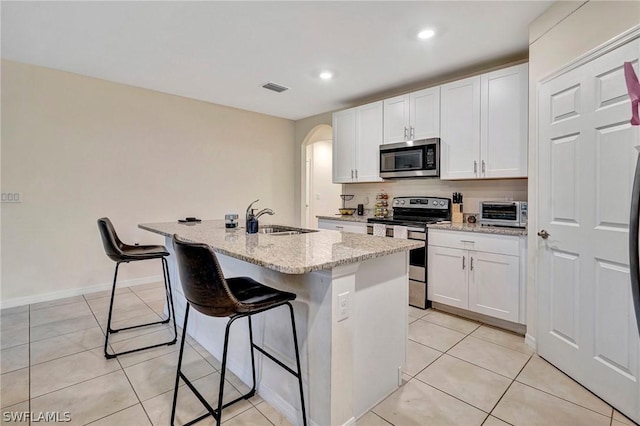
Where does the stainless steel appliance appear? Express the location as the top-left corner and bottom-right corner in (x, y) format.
(479, 201), (528, 228)
(367, 196), (451, 309)
(379, 138), (440, 179)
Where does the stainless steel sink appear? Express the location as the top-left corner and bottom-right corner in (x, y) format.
(257, 225), (317, 236)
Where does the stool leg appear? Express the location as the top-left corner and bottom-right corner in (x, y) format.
(103, 261), (122, 359)
(287, 302), (307, 426)
(162, 257), (178, 343)
(216, 317), (238, 426)
(103, 258), (178, 358)
(171, 303), (190, 426)
(247, 316), (257, 396)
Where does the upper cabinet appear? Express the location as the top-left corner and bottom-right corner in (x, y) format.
(441, 63), (529, 180)
(383, 87), (440, 144)
(332, 101), (384, 183)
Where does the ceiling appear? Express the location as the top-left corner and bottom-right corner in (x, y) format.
(1, 1), (552, 120)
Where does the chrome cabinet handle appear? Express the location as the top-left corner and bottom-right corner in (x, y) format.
(410, 127), (415, 139)
(537, 229), (550, 239)
(404, 127), (408, 140)
(355, 169), (358, 179)
(474, 161), (478, 174)
(470, 257), (474, 271)
(460, 240), (475, 244)
(336, 226), (344, 229)
(482, 160), (486, 174)
(351, 169), (354, 179)
(462, 256), (466, 270)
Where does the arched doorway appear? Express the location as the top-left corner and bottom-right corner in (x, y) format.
(300, 125), (342, 228)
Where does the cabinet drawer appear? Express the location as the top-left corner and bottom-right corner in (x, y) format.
(428, 229), (519, 256)
(318, 219), (366, 234)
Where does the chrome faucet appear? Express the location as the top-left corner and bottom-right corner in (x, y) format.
(245, 199), (274, 233)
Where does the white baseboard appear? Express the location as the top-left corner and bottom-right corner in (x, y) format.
(257, 380), (316, 426)
(0, 275), (162, 309)
(525, 333), (537, 352)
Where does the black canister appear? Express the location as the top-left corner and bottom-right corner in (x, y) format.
(357, 204), (364, 215)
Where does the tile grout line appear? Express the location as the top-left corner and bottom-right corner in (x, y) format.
(83, 403), (141, 425)
(483, 352), (534, 426)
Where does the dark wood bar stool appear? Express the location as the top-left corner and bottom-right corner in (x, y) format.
(171, 234), (307, 426)
(97, 217), (177, 359)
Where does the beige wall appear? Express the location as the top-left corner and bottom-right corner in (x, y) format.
(293, 112), (333, 225)
(527, 1), (640, 342)
(1, 60), (295, 306)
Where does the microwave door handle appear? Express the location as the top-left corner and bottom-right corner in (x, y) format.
(629, 149), (640, 337)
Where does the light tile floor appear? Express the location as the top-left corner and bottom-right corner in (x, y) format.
(0, 284), (637, 426)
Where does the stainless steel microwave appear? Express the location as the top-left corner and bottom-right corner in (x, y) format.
(479, 201), (528, 228)
(379, 138), (440, 179)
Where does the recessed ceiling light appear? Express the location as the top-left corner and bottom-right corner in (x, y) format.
(319, 71), (333, 80)
(417, 29), (436, 40)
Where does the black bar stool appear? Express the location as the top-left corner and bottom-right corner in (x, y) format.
(171, 234), (307, 426)
(97, 217), (177, 359)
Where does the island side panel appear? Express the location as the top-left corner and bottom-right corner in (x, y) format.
(353, 251), (409, 418)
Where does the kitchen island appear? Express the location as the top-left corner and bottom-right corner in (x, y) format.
(139, 220), (422, 426)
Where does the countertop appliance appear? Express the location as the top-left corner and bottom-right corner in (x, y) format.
(479, 201), (528, 228)
(367, 196), (451, 309)
(379, 138), (440, 179)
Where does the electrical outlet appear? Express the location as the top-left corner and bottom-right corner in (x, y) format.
(337, 291), (350, 322)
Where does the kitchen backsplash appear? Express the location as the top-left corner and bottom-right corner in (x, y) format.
(343, 179), (527, 214)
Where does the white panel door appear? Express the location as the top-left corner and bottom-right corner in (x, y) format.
(410, 86), (440, 140)
(538, 37), (640, 422)
(355, 101), (383, 182)
(332, 108), (356, 183)
(468, 251), (519, 322)
(481, 63), (529, 178)
(440, 75), (481, 179)
(383, 95), (409, 144)
(427, 246), (468, 309)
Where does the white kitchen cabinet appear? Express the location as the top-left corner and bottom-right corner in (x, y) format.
(428, 246), (468, 309)
(318, 219), (367, 234)
(440, 63), (528, 180)
(428, 229), (524, 323)
(383, 87), (440, 144)
(332, 101), (383, 183)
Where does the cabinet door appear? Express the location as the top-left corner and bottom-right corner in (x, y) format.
(355, 101), (383, 182)
(410, 87), (440, 140)
(332, 108), (356, 183)
(383, 94), (410, 144)
(468, 251), (519, 322)
(427, 246), (468, 309)
(440, 76), (481, 180)
(481, 63), (528, 178)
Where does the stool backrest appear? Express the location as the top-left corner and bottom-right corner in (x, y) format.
(172, 234), (240, 317)
(97, 217), (126, 262)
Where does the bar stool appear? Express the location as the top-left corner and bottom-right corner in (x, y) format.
(97, 217), (177, 359)
(171, 234), (307, 426)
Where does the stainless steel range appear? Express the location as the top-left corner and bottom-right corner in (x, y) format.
(367, 196), (451, 309)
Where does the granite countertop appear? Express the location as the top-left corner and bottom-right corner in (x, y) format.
(316, 214), (371, 223)
(428, 222), (528, 237)
(140, 220), (422, 274)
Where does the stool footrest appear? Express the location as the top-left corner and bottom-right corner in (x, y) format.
(109, 317), (170, 334)
(180, 372), (255, 426)
(104, 337), (177, 358)
(252, 343), (299, 377)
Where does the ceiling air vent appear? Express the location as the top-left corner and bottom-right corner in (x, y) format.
(262, 82), (289, 93)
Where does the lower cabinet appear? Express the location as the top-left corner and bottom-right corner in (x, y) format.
(317, 219), (367, 234)
(427, 229), (524, 323)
